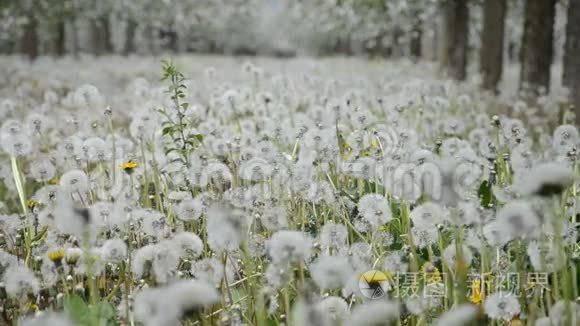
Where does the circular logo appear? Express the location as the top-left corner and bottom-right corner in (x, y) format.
(358, 270), (391, 299)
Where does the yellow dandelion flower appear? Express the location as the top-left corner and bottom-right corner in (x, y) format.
(469, 278), (483, 305)
(421, 262), (442, 284)
(26, 199), (38, 211)
(48, 249), (65, 265)
(120, 160), (138, 174)
(23, 301), (39, 312)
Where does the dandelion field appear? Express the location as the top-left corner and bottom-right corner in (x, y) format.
(0, 55), (579, 326)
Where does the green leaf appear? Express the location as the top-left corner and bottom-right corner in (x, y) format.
(164, 148), (178, 156)
(162, 126), (174, 136)
(93, 301), (117, 325)
(193, 134), (204, 143)
(478, 180), (494, 207)
(64, 294), (89, 324)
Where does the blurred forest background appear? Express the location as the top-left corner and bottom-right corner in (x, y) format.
(0, 0), (579, 103)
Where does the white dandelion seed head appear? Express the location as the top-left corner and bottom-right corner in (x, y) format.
(100, 238), (128, 263)
(174, 197), (205, 222)
(527, 241), (566, 272)
(434, 304), (478, 326)
(319, 222), (348, 251)
(18, 313), (74, 326)
(484, 291), (521, 321)
(383, 251), (408, 274)
(442, 242), (473, 267)
(2, 265), (40, 300)
(267, 230), (312, 265)
(310, 255), (352, 289)
(410, 202), (447, 229)
(191, 257), (233, 286)
(346, 300), (400, 326)
(169, 231), (204, 259)
(358, 194), (392, 228)
(59, 169), (89, 194)
(317, 296), (350, 323)
(552, 124), (579, 155)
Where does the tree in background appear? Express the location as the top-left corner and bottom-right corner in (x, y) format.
(519, 0), (557, 98)
(20, 11), (38, 60)
(480, 0), (506, 93)
(440, 0), (470, 81)
(562, 0), (580, 125)
(563, 0), (580, 89)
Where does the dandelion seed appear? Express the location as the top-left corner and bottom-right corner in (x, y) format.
(59, 169), (89, 194)
(319, 222), (348, 251)
(267, 230), (312, 265)
(174, 197), (204, 221)
(133, 280), (219, 326)
(358, 194), (392, 228)
(310, 255), (352, 289)
(292, 292), (332, 326)
(406, 295), (440, 315)
(495, 200), (540, 242)
(206, 204), (248, 252)
(383, 251), (408, 274)
(260, 205), (289, 231)
(546, 300), (580, 325)
(100, 238), (128, 263)
(19, 313), (74, 326)
(552, 124), (579, 155)
(30, 157), (56, 182)
(170, 232), (203, 258)
(484, 291), (520, 321)
(346, 300), (400, 326)
(410, 202), (446, 229)
(2, 265), (40, 300)
(527, 241), (565, 272)
(191, 257), (234, 286)
(442, 242), (473, 267)
(434, 304), (479, 326)
(514, 162), (574, 197)
(412, 227), (439, 249)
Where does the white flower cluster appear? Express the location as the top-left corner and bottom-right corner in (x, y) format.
(0, 56), (578, 325)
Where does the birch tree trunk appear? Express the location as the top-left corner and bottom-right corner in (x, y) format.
(440, 0), (469, 81)
(519, 0), (556, 98)
(480, 0), (506, 93)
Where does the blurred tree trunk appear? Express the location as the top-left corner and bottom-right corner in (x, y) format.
(90, 16), (113, 55)
(409, 19), (422, 60)
(90, 20), (104, 55)
(124, 20), (137, 55)
(564, 0), (580, 126)
(563, 0), (580, 89)
(55, 20), (66, 56)
(519, 0), (556, 98)
(102, 16), (113, 53)
(21, 14), (39, 60)
(480, 0), (506, 93)
(440, 0), (469, 80)
(145, 25), (157, 54)
(392, 25), (404, 58)
(575, 83), (580, 126)
(70, 18), (80, 59)
(162, 28), (178, 53)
